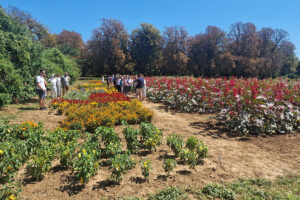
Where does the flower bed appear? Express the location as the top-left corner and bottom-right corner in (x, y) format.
(61, 100), (153, 132)
(51, 81), (153, 132)
(146, 77), (300, 135)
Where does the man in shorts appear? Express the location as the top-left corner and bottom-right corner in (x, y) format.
(135, 74), (144, 101)
(36, 70), (47, 110)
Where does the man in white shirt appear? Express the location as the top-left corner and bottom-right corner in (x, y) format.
(36, 70), (47, 110)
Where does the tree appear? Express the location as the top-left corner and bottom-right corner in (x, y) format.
(162, 26), (189, 75)
(188, 26), (226, 77)
(56, 30), (85, 56)
(130, 23), (162, 75)
(86, 18), (131, 75)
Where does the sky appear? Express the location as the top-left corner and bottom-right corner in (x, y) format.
(1, 0), (300, 57)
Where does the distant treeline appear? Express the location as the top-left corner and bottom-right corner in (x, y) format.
(83, 18), (300, 79)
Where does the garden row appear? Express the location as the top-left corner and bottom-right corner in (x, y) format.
(0, 120), (208, 199)
(146, 77), (300, 135)
(0, 80), (209, 199)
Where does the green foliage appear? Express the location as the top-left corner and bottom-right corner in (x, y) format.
(130, 23), (162, 75)
(202, 183), (235, 200)
(109, 153), (136, 183)
(163, 159), (177, 175)
(177, 136), (209, 169)
(0, 57), (22, 107)
(140, 123), (163, 152)
(148, 187), (187, 200)
(122, 121), (140, 153)
(26, 144), (55, 181)
(0, 181), (22, 200)
(96, 127), (122, 157)
(0, 9), (80, 107)
(166, 134), (184, 157)
(140, 158), (151, 180)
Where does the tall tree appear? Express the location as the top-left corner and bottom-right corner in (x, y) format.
(188, 26), (226, 77)
(130, 23), (162, 75)
(87, 18), (131, 75)
(162, 26), (189, 75)
(56, 30), (85, 56)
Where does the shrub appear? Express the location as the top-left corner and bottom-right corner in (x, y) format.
(166, 134), (184, 157)
(109, 153), (136, 183)
(163, 159), (177, 175)
(141, 158), (151, 180)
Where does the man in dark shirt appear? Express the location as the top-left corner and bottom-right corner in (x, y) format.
(135, 74), (144, 101)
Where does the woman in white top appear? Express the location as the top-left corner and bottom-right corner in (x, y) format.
(48, 74), (57, 98)
(56, 74), (62, 97)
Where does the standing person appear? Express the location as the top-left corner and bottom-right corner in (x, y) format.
(56, 74), (62, 98)
(135, 74), (144, 101)
(142, 75), (147, 100)
(48, 74), (57, 98)
(61, 72), (70, 96)
(116, 76), (121, 92)
(36, 70), (47, 110)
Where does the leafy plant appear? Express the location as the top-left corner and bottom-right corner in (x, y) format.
(163, 159), (177, 175)
(148, 187), (188, 200)
(202, 183), (235, 200)
(109, 153), (136, 183)
(72, 147), (99, 184)
(140, 123), (162, 152)
(140, 158), (152, 180)
(166, 134), (184, 157)
(122, 122), (140, 153)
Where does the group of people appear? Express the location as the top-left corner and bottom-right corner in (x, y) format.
(107, 74), (146, 101)
(36, 70), (70, 110)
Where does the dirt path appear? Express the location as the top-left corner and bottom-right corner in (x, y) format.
(17, 100), (300, 199)
(0, 98), (65, 130)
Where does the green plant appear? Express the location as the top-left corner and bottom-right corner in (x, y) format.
(163, 159), (177, 175)
(141, 158), (151, 180)
(26, 144), (55, 181)
(109, 153), (136, 183)
(185, 136), (199, 151)
(202, 183), (235, 200)
(122, 122), (140, 153)
(166, 134), (184, 157)
(72, 148), (99, 184)
(179, 149), (198, 169)
(148, 187), (188, 200)
(140, 123), (162, 152)
(0, 181), (22, 200)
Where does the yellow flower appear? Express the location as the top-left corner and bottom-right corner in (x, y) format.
(80, 177), (84, 184)
(92, 150), (96, 154)
(8, 195), (16, 200)
(0, 150), (3, 155)
(82, 149), (87, 155)
(78, 153), (81, 158)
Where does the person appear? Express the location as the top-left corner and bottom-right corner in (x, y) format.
(56, 74), (62, 97)
(142, 75), (147, 100)
(61, 72), (70, 96)
(107, 75), (114, 89)
(36, 70), (47, 110)
(116, 76), (122, 92)
(135, 74), (144, 101)
(48, 74), (57, 98)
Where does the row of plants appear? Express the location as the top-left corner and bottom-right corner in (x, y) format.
(144, 174), (300, 200)
(50, 81), (153, 132)
(0, 121), (51, 199)
(146, 77), (300, 135)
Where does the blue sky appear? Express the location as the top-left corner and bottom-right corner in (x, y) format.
(1, 0), (300, 57)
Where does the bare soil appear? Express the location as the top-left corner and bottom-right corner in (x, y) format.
(4, 100), (299, 199)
